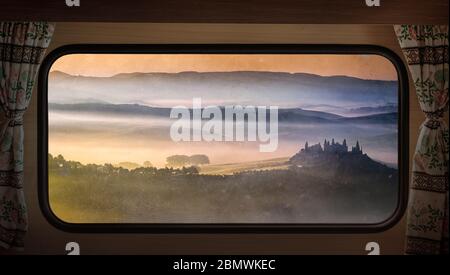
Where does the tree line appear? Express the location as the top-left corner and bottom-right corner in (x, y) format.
(48, 154), (200, 177)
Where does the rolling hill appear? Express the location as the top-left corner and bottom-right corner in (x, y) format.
(48, 102), (397, 124)
(48, 70), (398, 110)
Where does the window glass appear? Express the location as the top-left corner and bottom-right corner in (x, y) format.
(45, 50), (402, 226)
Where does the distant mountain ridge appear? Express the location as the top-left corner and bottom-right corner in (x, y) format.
(48, 70), (398, 110)
(51, 70), (393, 83)
(49, 102), (397, 124)
(301, 103), (398, 117)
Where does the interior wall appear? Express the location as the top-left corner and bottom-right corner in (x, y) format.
(14, 23), (444, 254)
(1, 0), (448, 24)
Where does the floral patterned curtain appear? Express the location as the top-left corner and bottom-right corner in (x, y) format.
(0, 22), (55, 250)
(394, 25), (449, 254)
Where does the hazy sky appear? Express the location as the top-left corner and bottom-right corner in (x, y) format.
(51, 54), (398, 81)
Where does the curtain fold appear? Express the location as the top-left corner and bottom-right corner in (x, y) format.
(394, 25), (449, 254)
(0, 22), (55, 250)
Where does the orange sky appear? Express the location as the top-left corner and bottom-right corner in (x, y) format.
(51, 54), (398, 81)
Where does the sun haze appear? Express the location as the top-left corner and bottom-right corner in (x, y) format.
(50, 54), (398, 81)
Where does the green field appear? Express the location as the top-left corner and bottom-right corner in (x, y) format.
(48, 154), (397, 224)
(198, 157), (290, 175)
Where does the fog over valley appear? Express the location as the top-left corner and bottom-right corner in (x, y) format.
(48, 70), (398, 168)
